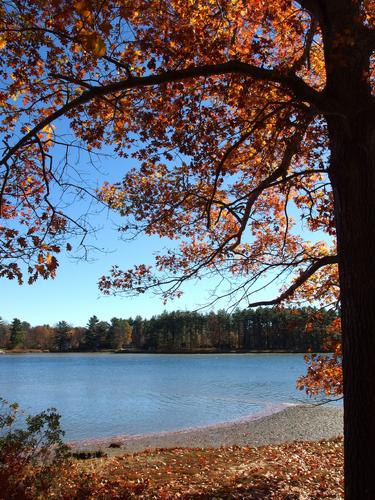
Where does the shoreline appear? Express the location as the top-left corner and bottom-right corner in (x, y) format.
(1, 349), (317, 354)
(69, 404), (343, 455)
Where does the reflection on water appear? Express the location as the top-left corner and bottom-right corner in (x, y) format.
(0, 353), (310, 440)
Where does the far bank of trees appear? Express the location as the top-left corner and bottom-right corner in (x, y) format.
(0, 307), (337, 353)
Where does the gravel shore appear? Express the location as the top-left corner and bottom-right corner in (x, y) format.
(71, 404), (343, 455)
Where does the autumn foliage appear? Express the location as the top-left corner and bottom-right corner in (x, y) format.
(0, 399), (344, 499)
(0, 398), (68, 499)
(1, 2), (375, 494)
(297, 317), (342, 398)
(0, 0), (351, 396)
(10, 440), (343, 499)
(0, 0), (348, 290)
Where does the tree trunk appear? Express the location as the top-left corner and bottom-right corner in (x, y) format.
(328, 111), (375, 499)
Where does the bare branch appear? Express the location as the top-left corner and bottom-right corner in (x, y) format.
(248, 254), (338, 307)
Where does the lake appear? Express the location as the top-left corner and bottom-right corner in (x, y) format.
(0, 353), (312, 440)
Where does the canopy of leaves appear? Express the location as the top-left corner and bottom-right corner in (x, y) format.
(1, 0), (364, 292)
(1, 1), (374, 398)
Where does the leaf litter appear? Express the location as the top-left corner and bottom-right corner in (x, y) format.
(28, 437), (343, 499)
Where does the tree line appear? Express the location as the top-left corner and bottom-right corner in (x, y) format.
(0, 316), (132, 352)
(0, 307), (337, 353)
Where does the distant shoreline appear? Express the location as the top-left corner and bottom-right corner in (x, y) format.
(1, 348), (316, 355)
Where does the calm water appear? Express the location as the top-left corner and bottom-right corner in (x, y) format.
(0, 353), (310, 440)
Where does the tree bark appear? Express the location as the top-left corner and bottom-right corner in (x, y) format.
(328, 109), (375, 499)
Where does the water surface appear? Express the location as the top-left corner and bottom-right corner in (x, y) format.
(0, 353), (310, 440)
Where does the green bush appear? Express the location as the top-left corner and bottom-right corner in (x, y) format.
(0, 397), (69, 499)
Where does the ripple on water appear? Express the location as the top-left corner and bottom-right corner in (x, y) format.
(0, 353), (314, 440)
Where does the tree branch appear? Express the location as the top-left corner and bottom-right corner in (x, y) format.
(296, 0), (325, 23)
(248, 254), (338, 307)
(293, 18), (318, 72)
(227, 117), (313, 250)
(1, 61), (323, 166)
(205, 102), (288, 228)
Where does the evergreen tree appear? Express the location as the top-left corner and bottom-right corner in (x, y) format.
(10, 318), (26, 349)
(54, 321), (71, 352)
(85, 315), (100, 351)
(131, 316), (145, 348)
(96, 321), (110, 349)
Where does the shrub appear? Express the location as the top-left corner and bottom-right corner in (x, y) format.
(0, 397), (69, 498)
(69, 449), (107, 460)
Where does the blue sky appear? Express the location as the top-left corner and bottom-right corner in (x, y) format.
(0, 139), (278, 326)
(1, 150), (287, 327)
(0, 209), (282, 326)
(0, 120), (330, 327)
(1, 150), (223, 325)
(0, 234), (211, 326)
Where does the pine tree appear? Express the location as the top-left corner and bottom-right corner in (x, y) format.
(54, 321), (71, 352)
(10, 318), (26, 349)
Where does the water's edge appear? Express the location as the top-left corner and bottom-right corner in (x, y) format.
(0, 353), (311, 440)
(69, 404), (344, 454)
(69, 402), (295, 447)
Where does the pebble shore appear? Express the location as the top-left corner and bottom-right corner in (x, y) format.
(71, 404), (343, 455)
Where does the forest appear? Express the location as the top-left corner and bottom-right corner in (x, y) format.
(0, 307), (337, 353)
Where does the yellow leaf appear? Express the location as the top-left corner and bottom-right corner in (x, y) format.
(93, 35), (106, 57)
(80, 32), (106, 57)
(74, 0), (88, 13)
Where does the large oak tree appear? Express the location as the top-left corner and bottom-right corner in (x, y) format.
(0, 1), (374, 497)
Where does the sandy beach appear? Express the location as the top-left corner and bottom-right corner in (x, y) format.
(70, 404), (343, 455)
